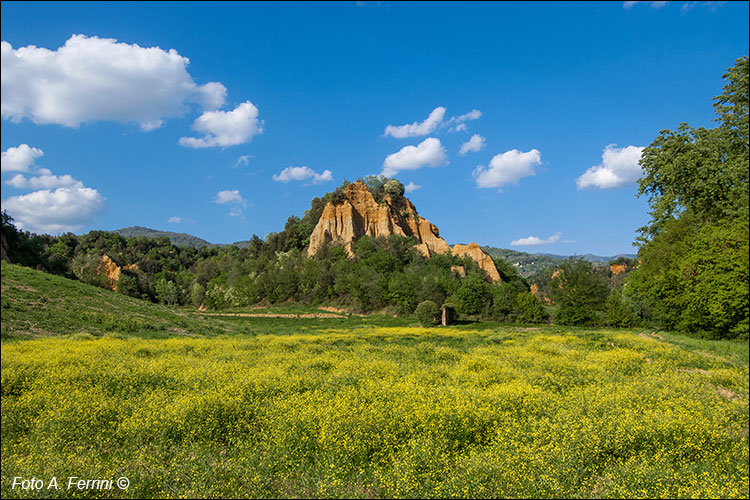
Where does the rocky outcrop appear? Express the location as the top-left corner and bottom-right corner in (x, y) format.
(451, 242), (502, 282)
(610, 263), (628, 275)
(307, 180), (501, 281)
(98, 254), (138, 291)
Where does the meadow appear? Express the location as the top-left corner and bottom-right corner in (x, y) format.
(1, 262), (748, 498)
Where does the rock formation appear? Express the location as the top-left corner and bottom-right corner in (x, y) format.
(98, 254), (138, 291)
(451, 242), (501, 282)
(609, 263), (628, 275)
(307, 180), (501, 281)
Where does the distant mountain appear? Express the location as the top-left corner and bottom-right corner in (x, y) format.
(112, 226), (253, 248)
(540, 252), (638, 263)
(113, 226), (214, 248)
(481, 246), (636, 278)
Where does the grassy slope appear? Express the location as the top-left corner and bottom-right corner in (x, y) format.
(1, 262), (748, 498)
(1, 261), (234, 341)
(0, 262), (415, 341)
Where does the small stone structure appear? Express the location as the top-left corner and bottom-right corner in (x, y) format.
(441, 304), (456, 326)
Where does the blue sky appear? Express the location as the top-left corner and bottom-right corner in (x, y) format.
(1, 1), (748, 255)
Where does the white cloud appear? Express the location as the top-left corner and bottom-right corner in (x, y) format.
(624, 1), (669, 8)
(381, 137), (448, 177)
(2, 186), (106, 234)
(1, 144), (43, 173)
(1, 144), (106, 233)
(179, 101), (263, 148)
(5, 172), (82, 189)
(272, 166), (333, 184)
(510, 233), (562, 247)
(214, 189), (248, 218)
(473, 149), (542, 190)
(681, 1), (724, 13)
(234, 154), (253, 167)
(446, 109), (482, 132)
(459, 134), (486, 155)
(576, 144), (645, 189)
(1, 35), (226, 129)
(167, 216), (182, 223)
(214, 189), (245, 205)
(404, 181), (421, 193)
(384, 107), (446, 138)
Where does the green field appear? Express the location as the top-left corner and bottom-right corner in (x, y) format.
(1, 262), (748, 498)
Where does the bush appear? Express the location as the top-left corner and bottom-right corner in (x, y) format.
(555, 305), (595, 326)
(490, 283), (519, 322)
(517, 292), (548, 324)
(605, 290), (639, 327)
(456, 273), (490, 315)
(415, 300), (439, 327)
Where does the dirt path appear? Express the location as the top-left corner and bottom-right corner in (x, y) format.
(198, 312), (347, 319)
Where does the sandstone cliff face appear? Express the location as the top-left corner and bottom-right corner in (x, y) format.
(451, 242), (501, 282)
(307, 180), (500, 281)
(98, 254), (138, 291)
(609, 263), (628, 275)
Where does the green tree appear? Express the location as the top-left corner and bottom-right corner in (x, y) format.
(456, 272), (491, 315)
(517, 292), (548, 324)
(629, 56), (749, 338)
(550, 258), (609, 326)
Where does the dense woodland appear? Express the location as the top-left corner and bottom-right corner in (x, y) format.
(1, 57), (747, 339)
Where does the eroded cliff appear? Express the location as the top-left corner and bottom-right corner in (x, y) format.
(307, 180), (500, 281)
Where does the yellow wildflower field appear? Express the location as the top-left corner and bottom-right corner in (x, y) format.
(1, 327), (748, 498)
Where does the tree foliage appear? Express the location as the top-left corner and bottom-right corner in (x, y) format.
(629, 56), (749, 339)
(550, 258), (609, 326)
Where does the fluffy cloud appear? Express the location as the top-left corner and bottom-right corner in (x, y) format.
(1, 144), (106, 233)
(473, 149), (542, 190)
(404, 181), (421, 193)
(167, 216), (182, 223)
(446, 109), (482, 132)
(2, 186), (106, 233)
(179, 101), (263, 148)
(384, 107), (446, 138)
(382, 137), (448, 177)
(272, 166), (333, 184)
(459, 134), (486, 155)
(383, 107), (483, 138)
(1, 35), (226, 130)
(576, 144), (644, 190)
(214, 189), (245, 205)
(510, 233), (562, 247)
(5, 170), (82, 189)
(214, 189), (248, 218)
(1, 144), (43, 173)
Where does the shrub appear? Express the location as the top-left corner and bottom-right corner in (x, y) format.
(517, 292), (548, 324)
(415, 300), (440, 327)
(456, 273), (490, 315)
(555, 305), (595, 326)
(605, 289), (639, 327)
(490, 283), (519, 321)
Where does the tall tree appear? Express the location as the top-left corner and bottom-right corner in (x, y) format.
(629, 56), (749, 339)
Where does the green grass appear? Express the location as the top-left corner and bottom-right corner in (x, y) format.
(1, 262), (748, 498)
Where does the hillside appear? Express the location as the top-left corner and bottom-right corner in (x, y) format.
(0, 261), (227, 340)
(109, 227), (634, 279)
(113, 226), (255, 248)
(482, 246), (637, 277)
(114, 226), (214, 247)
